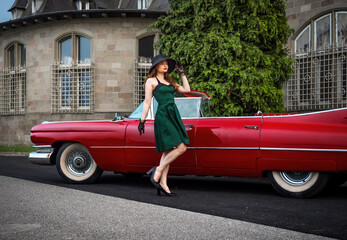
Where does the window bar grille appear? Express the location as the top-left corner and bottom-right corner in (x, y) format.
(134, 58), (151, 108)
(286, 45), (347, 112)
(0, 66), (26, 115)
(51, 62), (94, 114)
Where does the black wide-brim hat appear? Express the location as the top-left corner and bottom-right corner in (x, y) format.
(149, 54), (176, 75)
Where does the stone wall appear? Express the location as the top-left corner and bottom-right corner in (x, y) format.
(0, 112), (117, 145)
(286, 0), (347, 42)
(0, 17), (155, 146)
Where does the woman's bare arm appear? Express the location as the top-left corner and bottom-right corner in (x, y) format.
(176, 74), (190, 93)
(140, 79), (154, 121)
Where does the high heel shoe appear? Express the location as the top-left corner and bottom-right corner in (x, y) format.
(157, 185), (177, 197)
(147, 167), (160, 188)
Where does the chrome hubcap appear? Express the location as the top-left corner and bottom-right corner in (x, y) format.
(280, 171), (313, 186)
(66, 149), (93, 176)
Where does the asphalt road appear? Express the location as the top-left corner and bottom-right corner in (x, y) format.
(1, 155), (347, 239)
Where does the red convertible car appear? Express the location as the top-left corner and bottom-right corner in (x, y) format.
(29, 91), (347, 198)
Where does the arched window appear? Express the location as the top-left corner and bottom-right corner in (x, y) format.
(60, 37), (72, 65)
(287, 11), (347, 112)
(294, 12), (347, 54)
(52, 34), (93, 113)
(134, 34), (157, 107)
(58, 34), (91, 65)
(78, 36), (91, 64)
(336, 11), (347, 47)
(5, 42), (26, 68)
(139, 35), (155, 59)
(0, 42), (26, 115)
(295, 25), (310, 54)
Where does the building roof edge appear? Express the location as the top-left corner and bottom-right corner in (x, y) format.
(0, 9), (167, 33)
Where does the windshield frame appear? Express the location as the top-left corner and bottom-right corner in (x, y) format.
(127, 96), (205, 120)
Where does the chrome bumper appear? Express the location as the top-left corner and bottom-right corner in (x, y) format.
(29, 145), (54, 165)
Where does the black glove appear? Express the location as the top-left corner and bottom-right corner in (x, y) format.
(176, 61), (185, 75)
(138, 120), (145, 135)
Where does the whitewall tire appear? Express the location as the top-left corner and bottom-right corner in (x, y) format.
(56, 142), (103, 183)
(268, 171), (329, 198)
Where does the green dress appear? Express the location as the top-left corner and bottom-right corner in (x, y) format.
(153, 77), (190, 152)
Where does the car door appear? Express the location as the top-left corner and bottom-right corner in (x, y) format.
(195, 117), (262, 171)
(124, 97), (200, 173)
(125, 120), (198, 168)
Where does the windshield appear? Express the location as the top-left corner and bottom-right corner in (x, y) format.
(128, 102), (145, 119)
(128, 97), (204, 119)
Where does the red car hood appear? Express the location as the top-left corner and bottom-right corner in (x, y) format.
(31, 119), (131, 133)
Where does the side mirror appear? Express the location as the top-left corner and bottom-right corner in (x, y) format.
(112, 113), (123, 121)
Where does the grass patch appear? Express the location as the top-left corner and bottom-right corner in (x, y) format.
(0, 145), (36, 153)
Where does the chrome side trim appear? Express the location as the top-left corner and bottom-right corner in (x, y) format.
(89, 146), (347, 152)
(33, 145), (52, 149)
(90, 146), (156, 149)
(90, 146), (259, 150)
(195, 147), (259, 150)
(90, 146), (124, 149)
(126, 146), (155, 149)
(260, 147), (347, 152)
(42, 120), (112, 124)
(262, 107), (347, 118)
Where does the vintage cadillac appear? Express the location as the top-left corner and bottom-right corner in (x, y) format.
(29, 91), (347, 198)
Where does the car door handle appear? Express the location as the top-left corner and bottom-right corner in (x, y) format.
(184, 124), (194, 130)
(244, 125), (259, 130)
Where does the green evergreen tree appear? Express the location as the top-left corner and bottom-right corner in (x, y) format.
(150, 0), (293, 116)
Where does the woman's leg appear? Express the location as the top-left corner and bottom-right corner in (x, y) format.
(159, 151), (171, 191)
(154, 143), (186, 184)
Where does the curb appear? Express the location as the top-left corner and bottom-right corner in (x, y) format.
(0, 152), (30, 157)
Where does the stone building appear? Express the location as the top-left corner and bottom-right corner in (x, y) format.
(285, 0), (347, 112)
(0, 0), (167, 145)
(0, 0), (346, 146)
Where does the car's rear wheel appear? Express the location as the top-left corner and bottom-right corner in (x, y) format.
(56, 142), (103, 183)
(268, 171), (329, 198)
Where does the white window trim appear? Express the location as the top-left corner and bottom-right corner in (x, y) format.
(336, 11), (347, 47)
(295, 25), (311, 56)
(314, 13), (332, 51)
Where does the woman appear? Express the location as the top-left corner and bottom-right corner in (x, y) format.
(138, 54), (191, 197)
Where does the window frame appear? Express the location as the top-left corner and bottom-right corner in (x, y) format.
(53, 33), (94, 113)
(136, 31), (160, 60)
(1, 41), (27, 115)
(5, 42), (26, 69)
(314, 13), (332, 51)
(57, 33), (92, 65)
(336, 11), (347, 47)
(287, 10), (347, 112)
(294, 25), (311, 56)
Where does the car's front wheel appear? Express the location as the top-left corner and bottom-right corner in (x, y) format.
(268, 171), (329, 198)
(56, 142), (103, 183)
